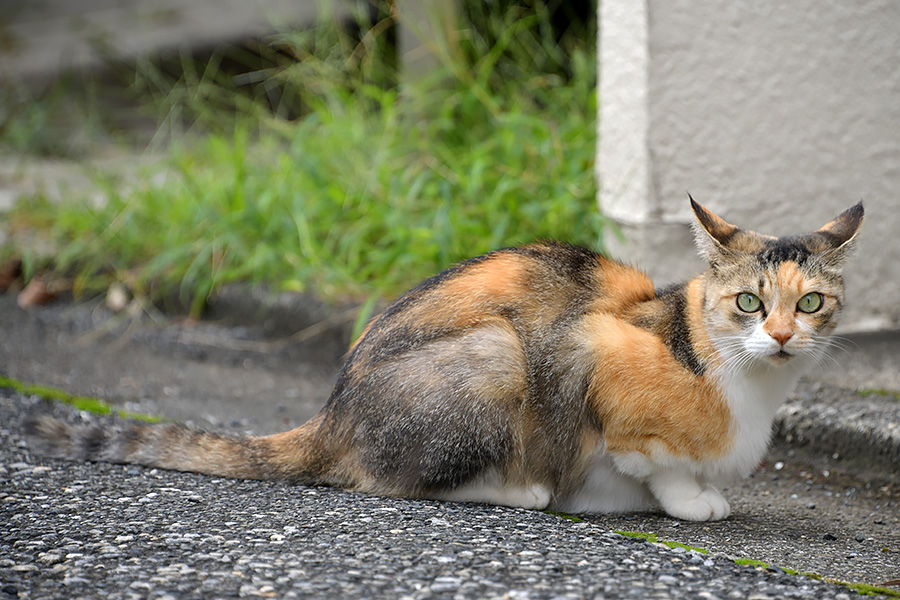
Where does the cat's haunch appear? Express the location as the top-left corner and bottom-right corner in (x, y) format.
(27, 199), (864, 522)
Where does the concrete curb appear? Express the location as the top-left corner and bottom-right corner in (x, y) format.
(775, 385), (900, 474)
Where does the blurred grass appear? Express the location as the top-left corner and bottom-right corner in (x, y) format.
(1, 1), (606, 317)
(0, 375), (161, 422)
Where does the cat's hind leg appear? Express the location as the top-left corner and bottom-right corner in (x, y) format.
(431, 476), (552, 510)
(336, 321), (532, 500)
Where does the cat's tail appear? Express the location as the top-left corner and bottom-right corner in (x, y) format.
(24, 414), (335, 482)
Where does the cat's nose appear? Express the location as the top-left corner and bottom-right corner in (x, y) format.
(770, 331), (793, 347)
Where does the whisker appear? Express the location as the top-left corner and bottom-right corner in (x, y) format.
(822, 335), (855, 355)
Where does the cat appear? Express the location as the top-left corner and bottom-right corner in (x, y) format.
(26, 198), (864, 521)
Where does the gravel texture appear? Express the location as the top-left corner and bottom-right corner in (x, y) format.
(1, 392), (873, 600)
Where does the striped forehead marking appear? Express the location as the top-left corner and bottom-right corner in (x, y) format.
(760, 237), (812, 266)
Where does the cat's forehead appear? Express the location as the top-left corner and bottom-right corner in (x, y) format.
(728, 229), (830, 269)
(761, 260), (811, 293)
(716, 234), (839, 285)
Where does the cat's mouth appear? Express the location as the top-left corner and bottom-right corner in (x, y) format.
(768, 350), (795, 365)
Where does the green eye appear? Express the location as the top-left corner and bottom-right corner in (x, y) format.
(737, 293), (763, 313)
(797, 292), (824, 314)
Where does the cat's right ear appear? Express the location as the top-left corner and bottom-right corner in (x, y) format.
(689, 195), (742, 264)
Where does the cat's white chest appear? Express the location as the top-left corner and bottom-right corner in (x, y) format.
(705, 364), (805, 481)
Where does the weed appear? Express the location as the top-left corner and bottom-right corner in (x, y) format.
(857, 388), (900, 402)
(2, 2), (606, 316)
(618, 531), (900, 597)
(544, 511), (584, 523)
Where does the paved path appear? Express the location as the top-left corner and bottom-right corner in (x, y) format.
(1, 391), (878, 600)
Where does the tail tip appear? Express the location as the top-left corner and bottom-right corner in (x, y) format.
(24, 415), (99, 460)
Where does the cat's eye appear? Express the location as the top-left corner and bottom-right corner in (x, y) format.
(736, 293), (763, 313)
(797, 292), (823, 314)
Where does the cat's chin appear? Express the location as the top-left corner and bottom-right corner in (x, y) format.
(765, 350), (796, 366)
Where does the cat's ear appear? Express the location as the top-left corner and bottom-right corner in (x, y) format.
(815, 202), (864, 249)
(689, 195), (743, 264)
(809, 202), (865, 266)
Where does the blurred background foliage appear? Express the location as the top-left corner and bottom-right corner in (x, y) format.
(1, 0), (605, 318)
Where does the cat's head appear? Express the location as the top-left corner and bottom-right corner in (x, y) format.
(690, 197), (864, 370)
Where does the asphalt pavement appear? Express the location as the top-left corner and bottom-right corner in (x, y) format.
(1, 291), (899, 599)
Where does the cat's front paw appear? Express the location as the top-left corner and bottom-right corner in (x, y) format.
(648, 471), (732, 522)
(663, 487), (731, 522)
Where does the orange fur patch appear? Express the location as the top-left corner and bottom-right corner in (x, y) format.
(590, 258), (656, 315)
(761, 262), (803, 343)
(775, 262), (804, 295)
(684, 278), (720, 367)
(581, 313), (731, 461)
(427, 254), (529, 328)
(443, 254), (523, 300)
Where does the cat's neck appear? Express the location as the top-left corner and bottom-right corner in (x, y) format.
(709, 353), (809, 479)
(714, 357), (808, 408)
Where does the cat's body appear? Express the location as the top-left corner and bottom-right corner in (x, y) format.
(27, 200), (864, 521)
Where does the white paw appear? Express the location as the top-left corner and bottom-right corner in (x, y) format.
(664, 487), (731, 522)
(518, 484), (552, 510)
(648, 470), (732, 522)
(433, 481), (551, 510)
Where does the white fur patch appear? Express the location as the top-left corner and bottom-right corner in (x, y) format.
(648, 469), (731, 521)
(433, 477), (552, 510)
(553, 448), (655, 514)
(704, 330), (812, 483)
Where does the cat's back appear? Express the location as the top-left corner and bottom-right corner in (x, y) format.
(353, 241), (656, 355)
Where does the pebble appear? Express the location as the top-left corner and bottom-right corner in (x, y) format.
(430, 576), (462, 593)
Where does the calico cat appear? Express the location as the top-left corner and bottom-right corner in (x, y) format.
(26, 199), (864, 521)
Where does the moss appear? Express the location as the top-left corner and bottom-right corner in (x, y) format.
(0, 375), (160, 422)
(544, 511), (584, 523)
(841, 582), (900, 598)
(614, 530), (899, 597)
(614, 530), (709, 554)
(857, 388), (900, 402)
(733, 556), (900, 597)
(733, 558), (802, 575)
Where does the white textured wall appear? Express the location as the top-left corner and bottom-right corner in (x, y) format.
(598, 0), (900, 331)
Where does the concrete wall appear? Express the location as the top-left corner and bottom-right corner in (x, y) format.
(598, 0), (900, 332)
(0, 0), (340, 84)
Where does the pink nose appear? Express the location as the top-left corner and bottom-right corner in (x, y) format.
(770, 331), (793, 346)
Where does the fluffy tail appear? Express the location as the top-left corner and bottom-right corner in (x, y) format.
(25, 414), (331, 482)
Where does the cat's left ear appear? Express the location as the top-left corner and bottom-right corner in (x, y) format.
(814, 202), (865, 249)
(809, 202), (865, 266)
